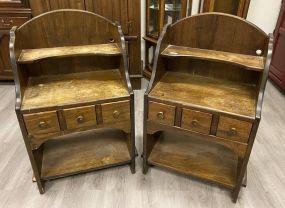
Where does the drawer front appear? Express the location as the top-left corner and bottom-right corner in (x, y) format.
(23, 111), (60, 135)
(0, 16), (29, 29)
(101, 100), (130, 124)
(148, 101), (176, 126)
(63, 105), (97, 130)
(217, 116), (252, 143)
(181, 109), (212, 134)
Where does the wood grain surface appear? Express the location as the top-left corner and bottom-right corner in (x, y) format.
(23, 111), (60, 135)
(41, 129), (131, 179)
(149, 71), (257, 117)
(161, 45), (265, 71)
(101, 100), (130, 125)
(21, 70), (129, 110)
(63, 105), (97, 130)
(181, 108), (213, 135)
(0, 84), (285, 207)
(148, 131), (238, 188)
(217, 116), (253, 143)
(18, 43), (122, 63)
(148, 101), (176, 126)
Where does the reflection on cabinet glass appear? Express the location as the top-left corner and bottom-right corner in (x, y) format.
(163, 0), (183, 26)
(148, 0), (160, 37)
(147, 0), (191, 39)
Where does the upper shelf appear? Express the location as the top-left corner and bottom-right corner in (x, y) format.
(18, 43), (122, 64)
(161, 45), (265, 71)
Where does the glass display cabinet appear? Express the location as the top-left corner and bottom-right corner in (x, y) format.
(144, 0), (193, 78)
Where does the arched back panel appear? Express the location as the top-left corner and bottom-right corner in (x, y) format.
(15, 9), (119, 50)
(167, 13), (268, 56)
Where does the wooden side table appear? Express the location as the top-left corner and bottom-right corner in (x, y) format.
(143, 13), (272, 202)
(10, 9), (135, 193)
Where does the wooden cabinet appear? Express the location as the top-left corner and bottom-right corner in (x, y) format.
(28, 0), (141, 89)
(0, 31), (12, 79)
(85, 0), (129, 34)
(11, 10), (135, 193)
(199, 0), (251, 18)
(270, 0), (285, 91)
(0, 0), (31, 80)
(143, 13), (272, 202)
(29, 0), (85, 16)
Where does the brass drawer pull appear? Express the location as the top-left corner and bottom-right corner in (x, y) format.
(191, 119), (199, 127)
(157, 112), (164, 120)
(228, 127), (237, 136)
(113, 110), (120, 119)
(38, 121), (47, 129)
(76, 115), (84, 124)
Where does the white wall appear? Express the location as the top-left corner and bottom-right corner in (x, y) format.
(247, 0), (281, 34)
(140, 0), (282, 63)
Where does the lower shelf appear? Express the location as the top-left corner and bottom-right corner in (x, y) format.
(148, 131), (238, 188)
(41, 129), (131, 180)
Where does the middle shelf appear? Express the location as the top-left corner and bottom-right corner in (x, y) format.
(161, 45), (265, 71)
(21, 69), (129, 111)
(149, 71), (257, 117)
(18, 43), (122, 64)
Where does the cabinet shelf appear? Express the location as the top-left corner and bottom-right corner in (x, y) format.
(150, 4), (182, 12)
(18, 43), (122, 63)
(41, 129), (131, 180)
(21, 69), (129, 111)
(161, 45), (265, 71)
(148, 131), (238, 189)
(149, 71), (257, 117)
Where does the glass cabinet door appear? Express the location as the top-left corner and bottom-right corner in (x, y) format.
(147, 0), (160, 37)
(163, 0), (182, 25)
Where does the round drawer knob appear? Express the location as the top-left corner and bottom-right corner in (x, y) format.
(157, 112), (164, 120)
(76, 115), (84, 124)
(228, 127), (237, 136)
(38, 121), (47, 129)
(109, 38), (115, 43)
(191, 119), (199, 127)
(113, 110), (120, 119)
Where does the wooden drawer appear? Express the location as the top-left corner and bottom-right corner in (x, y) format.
(217, 116), (253, 143)
(23, 111), (60, 135)
(148, 101), (176, 126)
(101, 100), (130, 124)
(181, 109), (212, 134)
(0, 16), (29, 29)
(63, 105), (97, 130)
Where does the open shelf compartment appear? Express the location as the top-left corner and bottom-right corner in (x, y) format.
(41, 128), (131, 180)
(148, 131), (238, 188)
(18, 43), (122, 64)
(21, 69), (129, 111)
(161, 45), (265, 71)
(149, 71), (257, 117)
